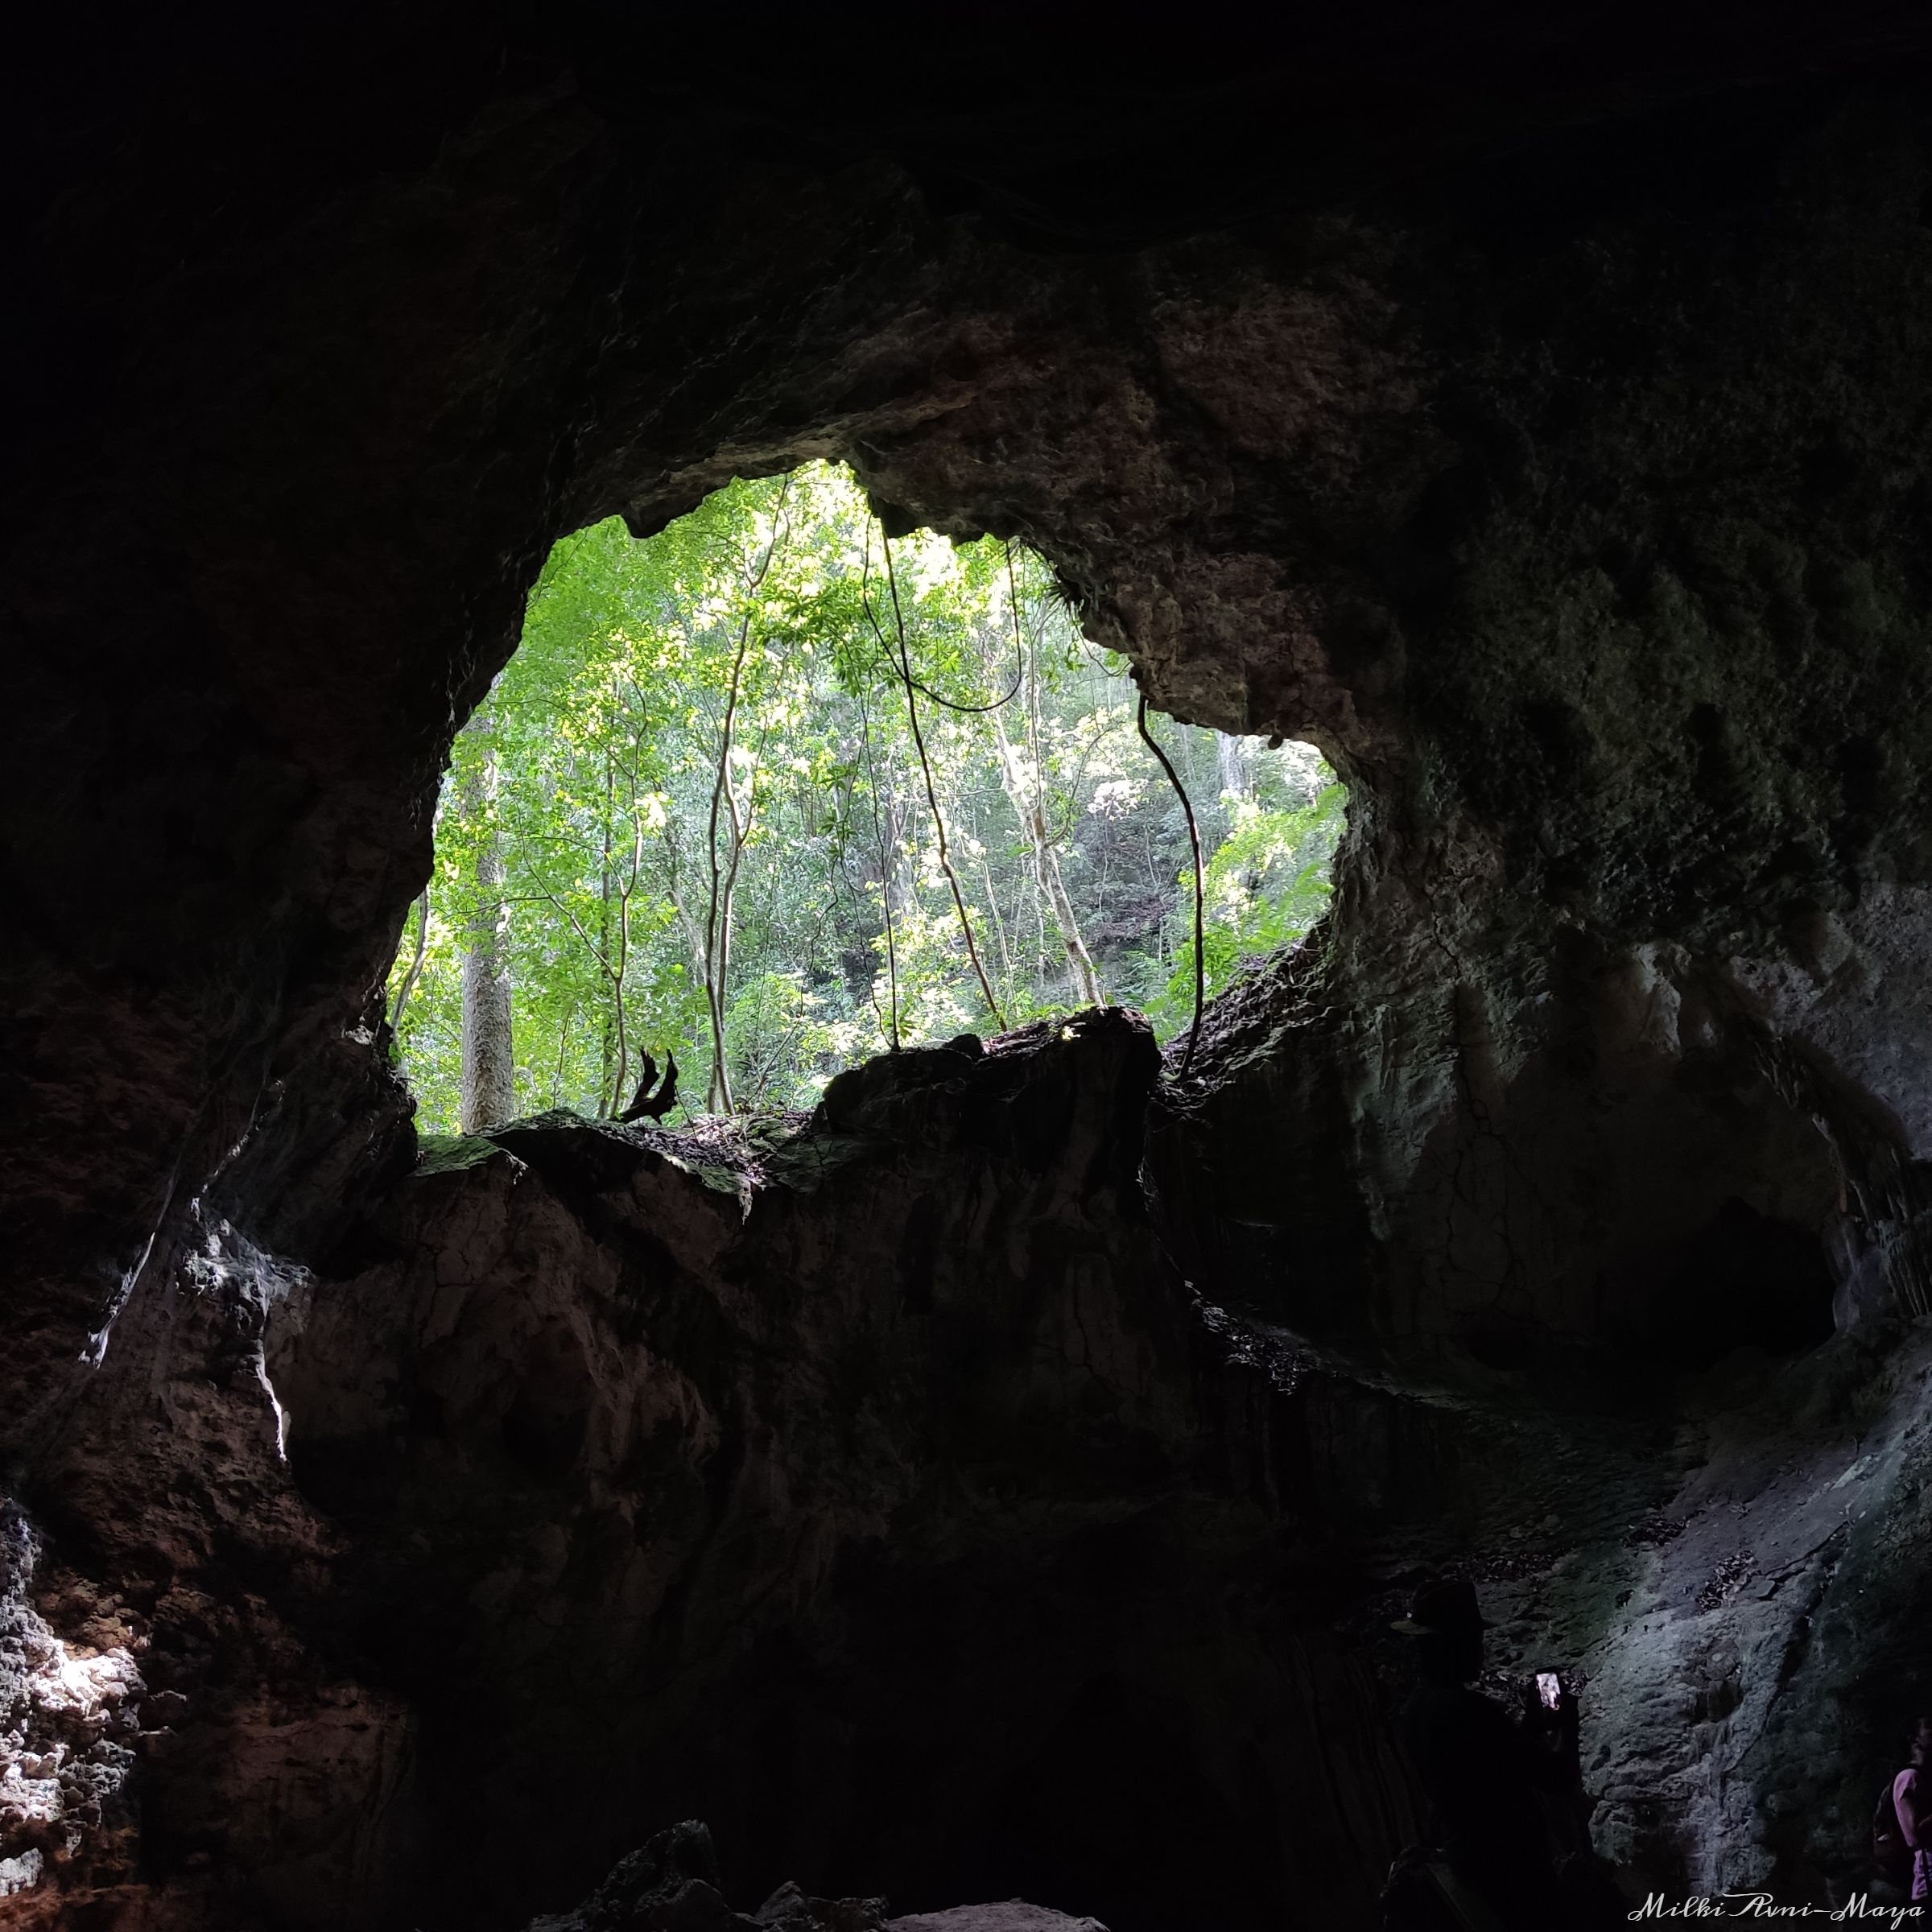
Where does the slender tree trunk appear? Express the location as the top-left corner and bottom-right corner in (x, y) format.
(880, 535), (1005, 1030)
(607, 811), (640, 1116)
(979, 848), (1017, 993)
(658, 820), (716, 1009)
(704, 636), (753, 1113)
(997, 546), (1100, 1006)
(389, 889), (431, 1037)
(675, 898), (712, 988)
(711, 723), (767, 1108)
(1216, 730), (1253, 806)
(989, 672), (1103, 1009)
(1137, 695), (1206, 1073)
(599, 738), (615, 1112)
(702, 485), (791, 1110)
(857, 679), (901, 1048)
(703, 490), (792, 1113)
(458, 718), (516, 1132)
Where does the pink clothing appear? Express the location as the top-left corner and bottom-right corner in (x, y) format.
(1894, 1769), (1931, 1901)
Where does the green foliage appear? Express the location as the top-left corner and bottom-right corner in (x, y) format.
(386, 461), (1345, 1129)
(1143, 777), (1347, 1033)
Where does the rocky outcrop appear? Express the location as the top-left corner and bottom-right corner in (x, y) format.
(0, 1507), (144, 1912)
(519, 1821), (886, 1932)
(14, 14), (1932, 1930)
(263, 1013), (1196, 1926)
(26, 1016), (1383, 1929)
(887, 1911), (1107, 1932)
(512, 1820), (1109, 1932)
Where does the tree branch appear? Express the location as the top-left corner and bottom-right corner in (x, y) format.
(878, 528), (1006, 1031)
(1137, 694), (1205, 1072)
(389, 889), (431, 1037)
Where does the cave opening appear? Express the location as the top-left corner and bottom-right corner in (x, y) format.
(385, 460), (1346, 1133)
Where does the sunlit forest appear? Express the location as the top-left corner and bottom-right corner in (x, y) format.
(387, 462), (1344, 1131)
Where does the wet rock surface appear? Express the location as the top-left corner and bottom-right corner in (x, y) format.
(13, 13), (1932, 1930)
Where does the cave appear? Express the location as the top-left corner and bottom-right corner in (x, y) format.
(12, 9), (1932, 1930)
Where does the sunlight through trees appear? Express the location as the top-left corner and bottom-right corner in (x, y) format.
(387, 463), (1344, 1130)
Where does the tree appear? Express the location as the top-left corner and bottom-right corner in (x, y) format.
(873, 531), (1005, 1030)
(985, 551), (1103, 1010)
(701, 479), (793, 1110)
(389, 890), (429, 1035)
(454, 714), (516, 1132)
(385, 460), (1346, 1132)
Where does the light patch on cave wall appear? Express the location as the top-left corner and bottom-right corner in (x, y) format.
(0, 1505), (145, 1897)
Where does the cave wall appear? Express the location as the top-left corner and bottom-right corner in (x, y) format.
(11, 13), (1932, 1927)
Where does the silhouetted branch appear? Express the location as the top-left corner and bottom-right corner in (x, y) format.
(1137, 694), (1204, 1073)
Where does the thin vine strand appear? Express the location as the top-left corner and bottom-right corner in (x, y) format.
(1137, 692), (1205, 1073)
(877, 529), (1007, 1031)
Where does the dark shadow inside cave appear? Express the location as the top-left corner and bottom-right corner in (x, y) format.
(649, 1510), (1324, 1932)
(941, 1673), (1287, 1932)
(1639, 1197), (1838, 1372)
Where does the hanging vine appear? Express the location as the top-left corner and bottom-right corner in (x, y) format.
(1137, 693), (1206, 1073)
(866, 526), (1007, 1032)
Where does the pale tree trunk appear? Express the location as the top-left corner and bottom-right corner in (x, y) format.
(859, 689), (902, 1048)
(388, 890), (430, 1036)
(1216, 730), (1253, 807)
(703, 646), (753, 1114)
(599, 740), (616, 1113)
(989, 674), (1103, 1009)
(658, 819), (716, 1044)
(458, 717), (516, 1133)
(703, 485), (792, 1112)
(979, 846), (1016, 990)
(879, 537), (1004, 1030)
(1139, 695), (1206, 1071)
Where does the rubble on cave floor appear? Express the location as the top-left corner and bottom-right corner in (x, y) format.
(520, 1823), (1108, 1932)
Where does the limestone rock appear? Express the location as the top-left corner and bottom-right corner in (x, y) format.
(888, 1908), (1108, 1932)
(521, 1828), (889, 1932)
(526, 1822), (741, 1931)
(755, 1879), (890, 1931)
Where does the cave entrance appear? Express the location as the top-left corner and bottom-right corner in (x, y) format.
(385, 461), (1344, 1132)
